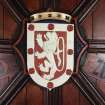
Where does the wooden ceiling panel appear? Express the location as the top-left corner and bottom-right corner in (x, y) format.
(58, 0), (81, 13)
(22, 0), (42, 12)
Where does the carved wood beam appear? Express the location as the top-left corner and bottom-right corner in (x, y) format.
(71, 71), (105, 105)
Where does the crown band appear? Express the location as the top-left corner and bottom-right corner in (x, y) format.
(30, 12), (72, 23)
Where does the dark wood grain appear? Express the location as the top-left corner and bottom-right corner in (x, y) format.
(57, 0), (80, 13)
(81, 0), (105, 99)
(22, 0), (42, 12)
(81, 13), (93, 39)
(0, 4), (3, 39)
(93, 0), (105, 40)
(4, 8), (17, 39)
(79, 92), (91, 105)
(0, 0), (104, 105)
(62, 82), (79, 105)
(10, 87), (26, 105)
(26, 81), (43, 105)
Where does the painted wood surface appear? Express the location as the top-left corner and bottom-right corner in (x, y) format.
(0, 0), (104, 105)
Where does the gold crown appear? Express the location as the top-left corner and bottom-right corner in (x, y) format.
(30, 12), (72, 23)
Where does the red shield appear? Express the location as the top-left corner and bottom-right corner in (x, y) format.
(27, 23), (74, 90)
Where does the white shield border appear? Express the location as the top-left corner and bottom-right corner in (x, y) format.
(27, 23), (74, 90)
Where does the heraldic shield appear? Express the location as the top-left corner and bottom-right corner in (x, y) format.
(27, 23), (74, 90)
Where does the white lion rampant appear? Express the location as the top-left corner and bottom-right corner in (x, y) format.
(35, 32), (59, 80)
